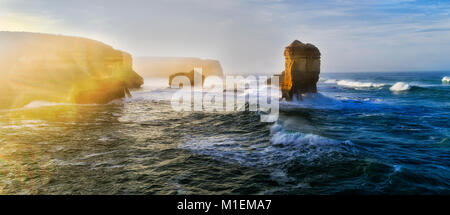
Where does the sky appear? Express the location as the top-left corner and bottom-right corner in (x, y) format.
(1, 0), (450, 74)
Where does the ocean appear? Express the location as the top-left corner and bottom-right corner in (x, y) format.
(0, 72), (448, 194)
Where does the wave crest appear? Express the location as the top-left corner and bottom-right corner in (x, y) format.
(270, 123), (354, 148)
(324, 79), (385, 89)
(443, 76), (450, 83)
(390, 82), (411, 92)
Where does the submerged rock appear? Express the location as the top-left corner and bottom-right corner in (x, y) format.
(0, 31), (143, 108)
(277, 40), (321, 100)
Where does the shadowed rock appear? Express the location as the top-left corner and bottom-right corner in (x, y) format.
(0, 31), (143, 108)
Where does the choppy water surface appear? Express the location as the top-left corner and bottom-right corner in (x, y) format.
(0, 72), (448, 194)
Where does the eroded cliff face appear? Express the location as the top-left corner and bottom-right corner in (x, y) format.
(279, 40), (321, 100)
(0, 32), (143, 108)
(133, 57), (224, 78)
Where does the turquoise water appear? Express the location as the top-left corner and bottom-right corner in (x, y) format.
(0, 72), (448, 194)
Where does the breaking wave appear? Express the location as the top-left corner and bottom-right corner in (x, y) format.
(269, 123), (355, 149)
(388, 82), (438, 93)
(443, 76), (450, 83)
(178, 123), (358, 168)
(324, 79), (385, 89)
(279, 93), (385, 112)
(390, 82), (411, 92)
(280, 93), (344, 110)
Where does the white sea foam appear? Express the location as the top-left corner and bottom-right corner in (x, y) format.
(390, 82), (411, 92)
(280, 93), (344, 110)
(442, 76), (450, 83)
(23, 101), (70, 108)
(270, 123), (354, 149)
(21, 100), (108, 109)
(323, 79), (337, 84)
(323, 79), (385, 89)
(279, 93), (385, 112)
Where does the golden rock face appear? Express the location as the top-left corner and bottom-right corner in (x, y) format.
(0, 32), (143, 108)
(280, 40), (321, 100)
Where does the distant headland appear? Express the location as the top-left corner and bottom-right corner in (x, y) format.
(134, 57), (223, 78)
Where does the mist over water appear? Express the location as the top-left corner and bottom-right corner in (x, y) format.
(0, 72), (448, 194)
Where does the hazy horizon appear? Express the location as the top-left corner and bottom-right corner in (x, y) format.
(1, 0), (450, 74)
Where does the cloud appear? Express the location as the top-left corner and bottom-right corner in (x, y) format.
(0, 12), (61, 32)
(0, 0), (449, 73)
(416, 27), (450, 33)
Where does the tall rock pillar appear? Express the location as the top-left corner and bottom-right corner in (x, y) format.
(280, 40), (321, 100)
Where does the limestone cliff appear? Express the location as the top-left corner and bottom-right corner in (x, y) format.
(133, 57), (224, 78)
(277, 40), (321, 100)
(0, 32), (143, 108)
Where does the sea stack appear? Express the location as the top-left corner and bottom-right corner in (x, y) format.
(279, 40), (321, 100)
